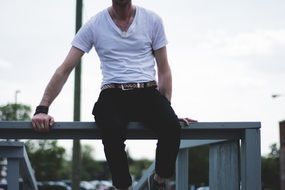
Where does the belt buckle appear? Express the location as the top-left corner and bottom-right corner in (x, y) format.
(137, 83), (141, 88)
(121, 84), (133, 91)
(121, 83), (143, 90)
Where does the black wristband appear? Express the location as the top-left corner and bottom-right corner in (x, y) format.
(34, 105), (49, 115)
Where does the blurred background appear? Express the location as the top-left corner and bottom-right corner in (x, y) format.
(1, 0), (284, 189)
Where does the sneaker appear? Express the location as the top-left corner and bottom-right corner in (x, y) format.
(147, 173), (166, 190)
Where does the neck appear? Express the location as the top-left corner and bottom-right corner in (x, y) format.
(111, 1), (133, 20)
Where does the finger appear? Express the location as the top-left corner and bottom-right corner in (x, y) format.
(39, 123), (45, 132)
(31, 119), (36, 129)
(49, 116), (55, 127)
(44, 118), (49, 132)
(32, 116), (39, 130)
(185, 117), (198, 123)
(44, 117), (49, 127)
(178, 118), (189, 126)
(33, 118), (40, 131)
(181, 118), (189, 125)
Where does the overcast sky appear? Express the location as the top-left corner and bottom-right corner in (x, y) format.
(1, 0), (285, 160)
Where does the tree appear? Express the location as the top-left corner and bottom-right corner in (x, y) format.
(25, 140), (70, 181)
(129, 158), (152, 180)
(80, 144), (107, 180)
(262, 143), (280, 190)
(0, 103), (31, 121)
(0, 103), (32, 181)
(188, 145), (209, 187)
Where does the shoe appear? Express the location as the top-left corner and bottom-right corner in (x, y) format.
(148, 173), (166, 190)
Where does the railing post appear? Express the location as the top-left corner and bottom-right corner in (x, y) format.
(209, 141), (239, 190)
(176, 148), (188, 190)
(0, 141), (38, 190)
(240, 128), (261, 190)
(7, 157), (20, 190)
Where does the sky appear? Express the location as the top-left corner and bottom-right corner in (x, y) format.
(1, 0), (285, 160)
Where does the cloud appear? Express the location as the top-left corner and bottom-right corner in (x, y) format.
(0, 58), (12, 69)
(198, 29), (285, 57)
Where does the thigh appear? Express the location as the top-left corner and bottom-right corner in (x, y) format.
(140, 88), (180, 132)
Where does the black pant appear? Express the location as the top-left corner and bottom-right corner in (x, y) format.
(92, 87), (181, 188)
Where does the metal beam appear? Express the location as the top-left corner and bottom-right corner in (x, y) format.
(0, 121), (262, 190)
(0, 121), (261, 140)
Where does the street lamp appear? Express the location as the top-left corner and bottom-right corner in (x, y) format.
(14, 90), (20, 104)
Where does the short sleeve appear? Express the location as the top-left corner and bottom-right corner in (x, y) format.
(71, 18), (94, 53)
(151, 14), (168, 50)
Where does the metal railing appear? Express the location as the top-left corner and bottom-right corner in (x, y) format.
(0, 141), (38, 190)
(0, 121), (261, 190)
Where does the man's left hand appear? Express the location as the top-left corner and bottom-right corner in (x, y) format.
(179, 117), (197, 125)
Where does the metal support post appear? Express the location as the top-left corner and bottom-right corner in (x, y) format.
(240, 129), (261, 190)
(176, 148), (188, 190)
(7, 158), (20, 190)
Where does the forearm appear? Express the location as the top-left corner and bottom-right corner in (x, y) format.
(32, 47), (83, 132)
(38, 47), (83, 107)
(39, 66), (72, 106)
(158, 66), (172, 102)
(154, 47), (172, 102)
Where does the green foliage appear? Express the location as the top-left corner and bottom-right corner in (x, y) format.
(188, 145), (209, 187)
(80, 145), (107, 180)
(0, 103), (31, 121)
(25, 140), (153, 182)
(25, 140), (70, 181)
(0, 103), (32, 180)
(80, 145), (152, 181)
(129, 158), (152, 180)
(262, 143), (280, 190)
(269, 143), (279, 158)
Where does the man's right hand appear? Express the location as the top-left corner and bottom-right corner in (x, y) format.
(32, 114), (54, 132)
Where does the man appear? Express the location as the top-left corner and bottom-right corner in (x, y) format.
(32, 0), (195, 189)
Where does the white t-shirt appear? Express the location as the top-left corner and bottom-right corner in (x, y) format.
(71, 6), (168, 86)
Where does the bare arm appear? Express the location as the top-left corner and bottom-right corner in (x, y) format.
(39, 47), (84, 106)
(154, 46), (172, 102)
(155, 46), (197, 124)
(32, 47), (84, 132)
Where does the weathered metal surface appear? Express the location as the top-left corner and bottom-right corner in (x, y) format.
(209, 141), (239, 190)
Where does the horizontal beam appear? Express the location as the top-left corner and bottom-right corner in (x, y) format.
(0, 121), (261, 140)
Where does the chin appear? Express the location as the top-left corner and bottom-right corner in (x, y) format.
(114, 0), (131, 5)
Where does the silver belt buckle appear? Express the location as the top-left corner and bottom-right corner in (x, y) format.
(137, 83), (141, 88)
(121, 84), (133, 91)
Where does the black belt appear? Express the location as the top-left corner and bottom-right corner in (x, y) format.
(101, 81), (157, 91)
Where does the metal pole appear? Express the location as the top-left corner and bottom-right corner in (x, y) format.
(72, 0), (83, 190)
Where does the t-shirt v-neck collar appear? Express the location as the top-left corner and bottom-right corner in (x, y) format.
(105, 6), (138, 38)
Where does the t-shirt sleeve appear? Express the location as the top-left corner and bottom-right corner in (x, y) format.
(71, 18), (94, 53)
(151, 14), (168, 50)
